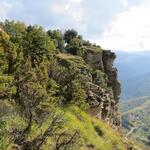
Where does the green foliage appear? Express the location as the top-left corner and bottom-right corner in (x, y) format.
(47, 29), (65, 51)
(0, 20), (131, 150)
(0, 29), (16, 99)
(0, 20), (26, 45)
(0, 28), (10, 73)
(0, 20), (25, 73)
(0, 119), (7, 150)
(82, 40), (92, 46)
(64, 29), (78, 43)
(25, 25), (56, 64)
(0, 75), (16, 99)
(0, 100), (26, 150)
(64, 106), (128, 150)
(66, 37), (83, 55)
(92, 69), (107, 88)
(69, 79), (88, 110)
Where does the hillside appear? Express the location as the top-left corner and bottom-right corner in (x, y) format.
(1, 100), (134, 150)
(120, 96), (150, 113)
(121, 97), (150, 149)
(0, 20), (139, 150)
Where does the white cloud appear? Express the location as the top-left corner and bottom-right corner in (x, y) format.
(51, 3), (64, 14)
(50, 0), (83, 30)
(0, 0), (132, 39)
(1, 0), (148, 51)
(70, 0), (83, 3)
(0, 1), (12, 21)
(122, 0), (128, 7)
(96, 1), (150, 51)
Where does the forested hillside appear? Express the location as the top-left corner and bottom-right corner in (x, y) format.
(0, 20), (138, 150)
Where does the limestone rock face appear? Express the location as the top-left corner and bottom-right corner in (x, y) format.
(86, 50), (121, 128)
(83, 50), (104, 70)
(57, 49), (121, 129)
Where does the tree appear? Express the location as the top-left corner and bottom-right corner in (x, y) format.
(65, 38), (83, 55)
(0, 20), (26, 45)
(0, 28), (10, 73)
(69, 79), (88, 110)
(47, 29), (65, 51)
(0, 20), (25, 73)
(23, 111), (64, 150)
(15, 110), (80, 150)
(92, 69), (107, 88)
(64, 29), (78, 44)
(24, 25), (56, 65)
(0, 29), (16, 99)
(54, 130), (80, 150)
(14, 59), (47, 133)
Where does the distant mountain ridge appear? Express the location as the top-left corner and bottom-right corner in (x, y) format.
(114, 50), (150, 100)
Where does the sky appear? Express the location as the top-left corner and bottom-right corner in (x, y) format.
(0, 0), (150, 51)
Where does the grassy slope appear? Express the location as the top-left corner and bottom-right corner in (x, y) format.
(63, 106), (127, 150)
(1, 100), (135, 150)
(30, 106), (133, 150)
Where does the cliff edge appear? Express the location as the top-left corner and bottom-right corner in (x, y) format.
(84, 49), (121, 128)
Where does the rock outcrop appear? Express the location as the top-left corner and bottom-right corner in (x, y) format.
(86, 50), (121, 128)
(57, 49), (121, 129)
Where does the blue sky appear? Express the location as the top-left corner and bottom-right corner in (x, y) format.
(0, 0), (150, 51)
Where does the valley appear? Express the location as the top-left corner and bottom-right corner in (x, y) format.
(121, 97), (150, 149)
(115, 51), (150, 149)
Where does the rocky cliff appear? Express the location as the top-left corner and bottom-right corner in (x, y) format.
(56, 48), (121, 131)
(85, 49), (121, 128)
(57, 48), (121, 128)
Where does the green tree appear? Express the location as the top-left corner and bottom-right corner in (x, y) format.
(24, 25), (56, 65)
(0, 20), (25, 73)
(47, 29), (65, 51)
(0, 20), (26, 45)
(69, 79), (88, 110)
(0, 29), (16, 99)
(14, 59), (47, 133)
(64, 29), (78, 44)
(0, 29), (9, 73)
(65, 38), (83, 55)
(92, 69), (107, 88)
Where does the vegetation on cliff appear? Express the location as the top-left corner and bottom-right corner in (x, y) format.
(0, 20), (136, 150)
